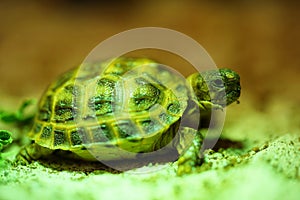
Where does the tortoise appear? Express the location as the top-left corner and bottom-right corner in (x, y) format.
(16, 57), (241, 174)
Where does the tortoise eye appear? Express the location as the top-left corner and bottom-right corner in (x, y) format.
(212, 79), (224, 87)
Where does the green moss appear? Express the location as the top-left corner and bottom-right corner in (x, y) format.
(0, 99), (35, 125)
(0, 130), (13, 151)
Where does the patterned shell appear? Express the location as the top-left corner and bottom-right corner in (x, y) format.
(28, 57), (189, 160)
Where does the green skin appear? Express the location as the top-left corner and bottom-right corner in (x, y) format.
(15, 58), (241, 175)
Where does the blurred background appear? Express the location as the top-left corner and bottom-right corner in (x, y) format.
(0, 0), (299, 112)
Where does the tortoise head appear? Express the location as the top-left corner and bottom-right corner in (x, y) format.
(187, 68), (241, 107)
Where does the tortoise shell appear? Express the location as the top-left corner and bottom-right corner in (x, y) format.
(28, 57), (190, 161)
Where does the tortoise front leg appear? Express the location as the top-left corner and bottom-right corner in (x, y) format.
(176, 127), (204, 175)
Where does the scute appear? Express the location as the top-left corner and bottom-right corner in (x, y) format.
(140, 118), (164, 135)
(29, 57), (189, 159)
(88, 96), (113, 116)
(37, 95), (52, 122)
(53, 130), (67, 146)
(89, 125), (114, 142)
(114, 120), (139, 139)
(130, 82), (161, 112)
(41, 126), (52, 139)
(167, 101), (181, 114)
(70, 128), (89, 146)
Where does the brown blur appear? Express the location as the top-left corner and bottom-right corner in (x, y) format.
(0, 0), (299, 108)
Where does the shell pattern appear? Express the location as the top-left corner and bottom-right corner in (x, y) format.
(28, 58), (190, 160)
